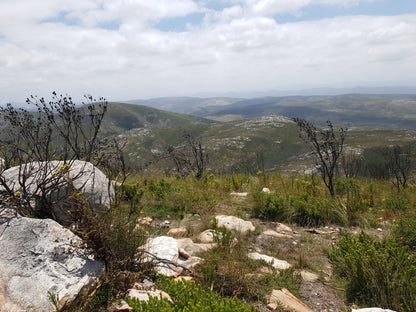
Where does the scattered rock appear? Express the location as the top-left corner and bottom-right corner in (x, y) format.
(262, 229), (293, 239)
(352, 309), (396, 312)
(300, 270), (319, 282)
(177, 256), (204, 271)
(174, 276), (193, 282)
(196, 229), (217, 243)
(167, 227), (188, 238)
(248, 252), (291, 270)
(0, 216), (104, 312)
(176, 238), (215, 256)
(275, 223), (293, 233)
(127, 289), (171, 302)
(215, 215), (255, 235)
(230, 192), (248, 197)
(262, 187), (271, 193)
(137, 217), (153, 226)
(266, 288), (313, 312)
(114, 299), (133, 311)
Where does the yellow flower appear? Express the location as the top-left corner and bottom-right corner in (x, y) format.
(54, 171), (59, 175)
(140, 210), (143, 214)
(14, 191), (20, 195)
(66, 210), (71, 214)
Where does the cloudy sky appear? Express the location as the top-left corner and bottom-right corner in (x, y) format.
(1, 0), (415, 103)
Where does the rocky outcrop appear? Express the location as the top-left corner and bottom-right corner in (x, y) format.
(0, 160), (114, 225)
(0, 216), (104, 312)
(215, 215), (255, 235)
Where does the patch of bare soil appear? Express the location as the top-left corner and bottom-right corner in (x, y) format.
(300, 279), (347, 312)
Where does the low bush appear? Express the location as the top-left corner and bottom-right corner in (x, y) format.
(392, 216), (416, 250)
(126, 278), (258, 312)
(384, 196), (409, 212)
(252, 191), (347, 226)
(328, 231), (416, 312)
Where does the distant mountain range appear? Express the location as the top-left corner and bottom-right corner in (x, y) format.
(126, 93), (416, 129)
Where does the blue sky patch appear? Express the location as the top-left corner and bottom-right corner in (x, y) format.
(155, 12), (206, 32)
(97, 19), (122, 30)
(40, 11), (79, 26)
(273, 0), (416, 24)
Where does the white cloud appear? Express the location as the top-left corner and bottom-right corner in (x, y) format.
(0, 0), (415, 102)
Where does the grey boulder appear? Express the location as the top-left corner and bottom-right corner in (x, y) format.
(0, 216), (104, 312)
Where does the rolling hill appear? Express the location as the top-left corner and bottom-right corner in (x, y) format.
(125, 94), (416, 129)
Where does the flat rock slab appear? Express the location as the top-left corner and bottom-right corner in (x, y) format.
(267, 288), (313, 312)
(248, 252), (291, 270)
(0, 216), (104, 312)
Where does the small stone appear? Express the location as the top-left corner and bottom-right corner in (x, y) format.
(275, 223), (293, 233)
(167, 227), (187, 238)
(230, 192), (248, 197)
(262, 229), (292, 238)
(115, 299), (132, 311)
(262, 187), (271, 193)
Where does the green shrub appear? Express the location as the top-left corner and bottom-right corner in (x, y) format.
(251, 191), (290, 222)
(252, 192), (346, 226)
(392, 217), (416, 250)
(334, 179), (360, 197)
(148, 202), (187, 220)
(384, 196), (409, 212)
(148, 179), (173, 199)
(328, 232), (416, 311)
(126, 278), (258, 312)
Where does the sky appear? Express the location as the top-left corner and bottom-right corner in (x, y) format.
(1, 0), (416, 103)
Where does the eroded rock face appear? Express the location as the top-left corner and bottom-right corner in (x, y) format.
(0, 216), (104, 312)
(215, 215), (255, 235)
(0, 160), (114, 225)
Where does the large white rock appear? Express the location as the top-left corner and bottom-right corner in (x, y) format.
(0, 216), (104, 312)
(0, 160), (114, 224)
(142, 236), (180, 277)
(215, 215), (255, 235)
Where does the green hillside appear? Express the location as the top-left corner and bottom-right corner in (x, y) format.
(191, 94), (416, 129)
(101, 103), (416, 174)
